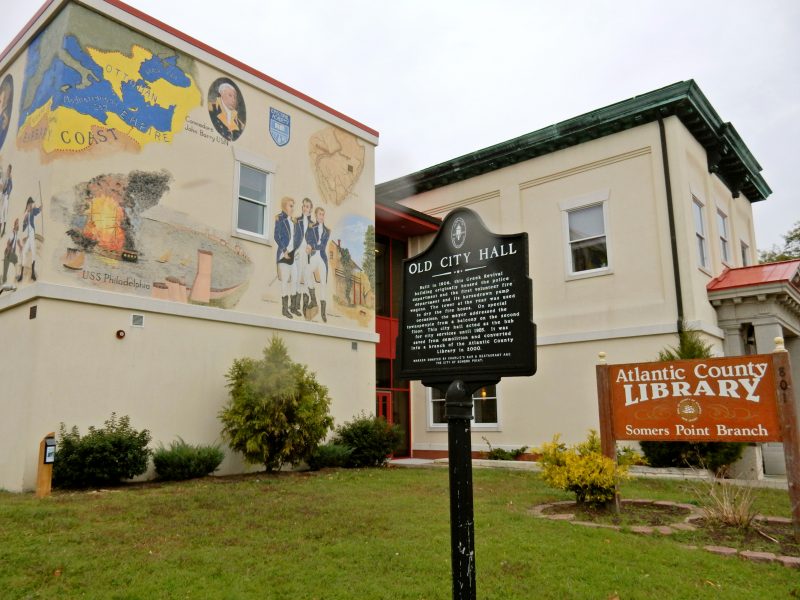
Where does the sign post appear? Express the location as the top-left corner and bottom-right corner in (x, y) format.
(398, 208), (536, 599)
(36, 432), (56, 499)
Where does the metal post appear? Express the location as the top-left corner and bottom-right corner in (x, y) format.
(445, 379), (476, 600)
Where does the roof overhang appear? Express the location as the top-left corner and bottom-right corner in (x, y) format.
(376, 202), (440, 240)
(377, 80), (770, 205)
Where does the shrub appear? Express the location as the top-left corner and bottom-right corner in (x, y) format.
(482, 436), (528, 460)
(639, 441), (744, 474)
(153, 438), (225, 481)
(692, 476), (757, 529)
(219, 336), (334, 472)
(640, 325), (745, 475)
(617, 445), (647, 466)
(538, 430), (628, 508)
(53, 413), (151, 489)
(307, 442), (353, 471)
(333, 412), (402, 468)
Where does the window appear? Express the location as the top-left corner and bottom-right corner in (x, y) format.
(237, 164), (269, 236)
(567, 204), (607, 273)
(692, 197), (708, 269)
(717, 210), (730, 263)
(740, 240), (751, 266)
(429, 385), (498, 428)
(232, 148), (276, 243)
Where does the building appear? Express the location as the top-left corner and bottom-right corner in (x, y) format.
(376, 81), (799, 475)
(0, 0), (378, 492)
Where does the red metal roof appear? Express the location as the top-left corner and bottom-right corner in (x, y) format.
(0, 0), (378, 139)
(707, 259), (800, 292)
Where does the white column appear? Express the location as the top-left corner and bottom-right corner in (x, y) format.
(753, 321), (783, 355)
(722, 326), (744, 356)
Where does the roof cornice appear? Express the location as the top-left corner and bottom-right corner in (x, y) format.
(376, 80), (770, 204)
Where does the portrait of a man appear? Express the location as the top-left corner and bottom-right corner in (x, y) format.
(207, 78), (246, 141)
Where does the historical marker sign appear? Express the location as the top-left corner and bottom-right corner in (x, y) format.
(397, 207), (536, 383)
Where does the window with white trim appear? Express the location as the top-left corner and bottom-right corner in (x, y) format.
(692, 197), (709, 269)
(429, 385), (498, 428)
(232, 148), (276, 243)
(740, 240), (751, 266)
(717, 209), (730, 263)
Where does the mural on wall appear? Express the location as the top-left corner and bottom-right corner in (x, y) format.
(207, 78), (246, 142)
(51, 170), (252, 308)
(0, 161), (44, 295)
(17, 24), (201, 159)
(308, 127), (365, 206)
(266, 193), (373, 328)
(0, 75), (13, 151)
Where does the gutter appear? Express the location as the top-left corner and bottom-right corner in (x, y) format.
(658, 116), (684, 331)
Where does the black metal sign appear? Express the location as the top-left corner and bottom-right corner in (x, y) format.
(398, 207), (536, 384)
(397, 207), (537, 600)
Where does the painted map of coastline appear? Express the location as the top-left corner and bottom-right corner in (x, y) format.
(18, 30), (200, 158)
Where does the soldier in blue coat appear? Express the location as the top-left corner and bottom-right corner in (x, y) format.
(305, 206), (330, 322)
(274, 196), (300, 318)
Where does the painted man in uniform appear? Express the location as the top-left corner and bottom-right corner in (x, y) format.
(0, 217), (18, 294)
(0, 164), (11, 237)
(274, 196), (300, 318)
(209, 82), (244, 141)
(292, 197), (314, 318)
(305, 206), (331, 323)
(17, 196), (41, 282)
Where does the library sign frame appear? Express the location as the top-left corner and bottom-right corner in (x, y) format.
(596, 350), (800, 541)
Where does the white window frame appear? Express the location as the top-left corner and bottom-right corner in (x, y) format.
(692, 196), (709, 271)
(740, 240), (751, 266)
(560, 189), (612, 280)
(427, 384), (501, 431)
(232, 147), (277, 245)
(716, 209), (730, 265)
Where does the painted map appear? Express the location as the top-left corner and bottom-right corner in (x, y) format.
(18, 33), (200, 157)
(309, 127), (365, 205)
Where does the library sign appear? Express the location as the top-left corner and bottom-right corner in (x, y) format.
(397, 207), (536, 384)
(607, 355), (781, 442)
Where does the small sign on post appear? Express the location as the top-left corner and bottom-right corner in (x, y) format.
(36, 432), (56, 498)
(398, 208), (536, 600)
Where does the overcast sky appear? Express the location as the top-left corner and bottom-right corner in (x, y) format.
(2, 0), (797, 252)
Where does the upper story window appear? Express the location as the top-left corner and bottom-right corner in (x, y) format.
(232, 148), (276, 244)
(429, 384), (499, 429)
(740, 240), (751, 266)
(692, 197), (709, 269)
(717, 210), (730, 264)
(560, 190), (611, 279)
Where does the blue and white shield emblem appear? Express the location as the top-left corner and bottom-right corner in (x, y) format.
(269, 107), (291, 146)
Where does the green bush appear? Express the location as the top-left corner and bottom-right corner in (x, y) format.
(307, 442), (353, 470)
(639, 441), (744, 474)
(333, 412), (402, 468)
(153, 438), (225, 481)
(538, 430), (628, 508)
(219, 336), (334, 472)
(53, 413), (151, 489)
(640, 325), (745, 475)
(482, 436), (528, 460)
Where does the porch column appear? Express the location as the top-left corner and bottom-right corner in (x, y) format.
(753, 321), (784, 354)
(722, 326), (745, 356)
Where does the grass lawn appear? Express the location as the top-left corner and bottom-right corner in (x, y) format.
(0, 467), (796, 599)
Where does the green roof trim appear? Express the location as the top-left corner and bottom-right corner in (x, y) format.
(376, 80), (771, 204)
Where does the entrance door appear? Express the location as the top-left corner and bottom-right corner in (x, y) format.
(376, 391), (392, 422)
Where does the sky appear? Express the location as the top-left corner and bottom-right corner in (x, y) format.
(1, 0), (798, 252)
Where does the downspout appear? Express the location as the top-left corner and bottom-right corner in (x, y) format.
(658, 116), (684, 332)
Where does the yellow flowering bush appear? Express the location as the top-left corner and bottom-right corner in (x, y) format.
(538, 430), (628, 507)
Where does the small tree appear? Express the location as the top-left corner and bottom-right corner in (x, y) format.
(219, 336), (334, 472)
(640, 325), (744, 474)
(759, 220), (800, 263)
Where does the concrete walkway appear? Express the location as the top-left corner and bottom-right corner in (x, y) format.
(389, 457), (789, 489)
